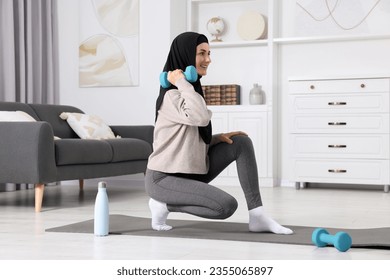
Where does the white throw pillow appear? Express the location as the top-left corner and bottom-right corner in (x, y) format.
(60, 112), (120, 140)
(0, 111), (36, 122)
(0, 110), (61, 140)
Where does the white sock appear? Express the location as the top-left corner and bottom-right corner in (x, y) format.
(149, 198), (172, 231)
(249, 206), (293, 235)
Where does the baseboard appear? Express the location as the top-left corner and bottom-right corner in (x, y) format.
(60, 174), (145, 187)
(280, 179), (296, 188)
(88, 174), (145, 187)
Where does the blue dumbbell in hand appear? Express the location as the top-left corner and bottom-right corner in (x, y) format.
(160, 65), (198, 88)
(312, 228), (352, 252)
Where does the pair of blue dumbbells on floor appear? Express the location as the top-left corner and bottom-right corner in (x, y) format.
(159, 66), (197, 88)
(312, 228), (352, 252)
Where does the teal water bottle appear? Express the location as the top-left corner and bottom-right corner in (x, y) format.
(94, 181), (109, 236)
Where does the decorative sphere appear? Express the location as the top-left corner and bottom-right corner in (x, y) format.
(206, 17), (225, 42)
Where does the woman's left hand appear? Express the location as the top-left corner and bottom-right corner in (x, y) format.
(218, 131), (248, 144)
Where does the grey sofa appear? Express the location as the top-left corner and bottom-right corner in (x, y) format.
(0, 101), (153, 212)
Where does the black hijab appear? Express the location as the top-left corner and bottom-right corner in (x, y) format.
(155, 32), (212, 144)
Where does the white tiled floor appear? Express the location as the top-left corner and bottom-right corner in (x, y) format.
(0, 179), (390, 260)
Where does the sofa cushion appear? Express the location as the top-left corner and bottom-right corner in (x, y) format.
(55, 139), (113, 165)
(29, 104), (83, 138)
(60, 112), (119, 140)
(105, 138), (152, 162)
(29, 104), (84, 139)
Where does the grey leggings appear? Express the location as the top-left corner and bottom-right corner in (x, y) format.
(145, 135), (262, 220)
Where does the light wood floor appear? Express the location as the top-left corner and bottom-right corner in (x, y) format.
(1, 178), (390, 260)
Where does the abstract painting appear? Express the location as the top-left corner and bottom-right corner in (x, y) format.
(293, 0), (390, 37)
(79, 0), (139, 87)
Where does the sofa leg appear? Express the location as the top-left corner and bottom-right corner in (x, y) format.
(35, 183), (45, 212)
(79, 179), (84, 189)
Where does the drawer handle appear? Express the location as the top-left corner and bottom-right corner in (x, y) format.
(328, 102), (347, 106)
(310, 85), (315, 90)
(328, 122), (347, 126)
(328, 169), (347, 173)
(360, 83), (366, 88)
(328, 144), (347, 148)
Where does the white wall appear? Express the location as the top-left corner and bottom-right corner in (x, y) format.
(57, 0), (183, 126)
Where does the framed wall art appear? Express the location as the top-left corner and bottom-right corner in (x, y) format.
(79, 0), (139, 87)
(285, 0), (390, 37)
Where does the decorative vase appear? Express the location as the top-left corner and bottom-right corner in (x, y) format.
(94, 181), (109, 236)
(249, 83), (264, 105)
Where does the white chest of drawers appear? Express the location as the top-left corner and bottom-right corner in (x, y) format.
(289, 76), (390, 192)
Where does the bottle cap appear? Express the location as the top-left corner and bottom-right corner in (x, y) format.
(98, 181), (107, 188)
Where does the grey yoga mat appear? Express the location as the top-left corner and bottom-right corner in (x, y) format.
(46, 215), (390, 249)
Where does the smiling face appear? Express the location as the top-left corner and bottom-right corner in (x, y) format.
(195, 42), (211, 76)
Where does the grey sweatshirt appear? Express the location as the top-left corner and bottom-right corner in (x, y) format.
(147, 78), (213, 174)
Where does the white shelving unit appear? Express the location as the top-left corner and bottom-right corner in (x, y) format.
(187, 0), (279, 187)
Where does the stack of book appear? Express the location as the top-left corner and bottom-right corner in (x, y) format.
(202, 84), (240, 105)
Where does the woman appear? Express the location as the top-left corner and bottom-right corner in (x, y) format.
(145, 32), (292, 234)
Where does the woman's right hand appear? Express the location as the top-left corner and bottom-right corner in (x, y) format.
(167, 69), (185, 86)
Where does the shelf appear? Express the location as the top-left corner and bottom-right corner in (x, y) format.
(210, 34), (390, 47)
(274, 34), (390, 45)
(191, 0), (257, 3)
(188, 0), (268, 43)
(210, 39), (268, 48)
(208, 104), (267, 112)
